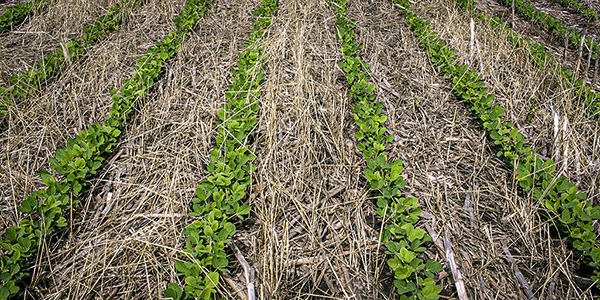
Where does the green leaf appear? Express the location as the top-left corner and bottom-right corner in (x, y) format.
(111, 129), (122, 138)
(39, 170), (55, 186)
(17, 237), (31, 250)
(5, 227), (17, 242)
(399, 247), (415, 263)
(205, 272), (219, 289)
(223, 222), (236, 236)
(395, 265), (413, 280)
(215, 173), (232, 186)
(164, 283), (183, 300)
(18, 195), (38, 214)
(386, 256), (401, 270)
(73, 181), (83, 195)
(390, 164), (402, 181)
(407, 228), (425, 242)
(0, 286), (9, 300)
(355, 130), (364, 140)
(560, 208), (573, 224)
(9, 264), (20, 276)
(421, 281), (442, 300)
(236, 204), (251, 216)
(74, 158), (86, 169)
(203, 225), (214, 237)
(425, 260), (442, 273)
(72, 144), (83, 156)
(1, 280), (19, 298)
(174, 260), (186, 273)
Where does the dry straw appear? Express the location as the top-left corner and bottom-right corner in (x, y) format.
(1, 0), (599, 298)
(21, 0), (260, 298)
(0, 0), (183, 228)
(407, 0), (600, 298)
(0, 0), (122, 77)
(248, 0), (388, 298)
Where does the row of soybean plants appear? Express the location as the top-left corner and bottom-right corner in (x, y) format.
(552, 0), (600, 20)
(0, 0), (213, 298)
(497, 0), (600, 72)
(0, 0), (147, 118)
(162, 1), (277, 299)
(456, 0), (600, 117)
(392, 0), (600, 287)
(0, 0), (45, 33)
(329, 0), (442, 299)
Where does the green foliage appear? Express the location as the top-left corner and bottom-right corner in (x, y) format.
(332, 0), (441, 298)
(163, 1), (277, 299)
(552, 0), (600, 20)
(498, 0), (600, 62)
(164, 283), (184, 300)
(460, 0), (600, 117)
(0, 0), (210, 298)
(496, 0), (600, 72)
(0, 0), (147, 117)
(0, 0), (44, 33)
(396, 0), (600, 287)
(454, 0), (600, 118)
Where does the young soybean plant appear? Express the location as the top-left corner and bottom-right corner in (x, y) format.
(497, 0), (600, 68)
(553, 0), (600, 20)
(163, 1), (277, 300)
(0, 0), (212, 298)
(392, 0), (600, 287)
(462, 0), (600, 118)
(0, 0), (45, 33)
(330, 0), (442, 299)
(0, 0), (148, 118)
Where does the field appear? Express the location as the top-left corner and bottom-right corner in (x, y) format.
(1, 0), (600, 299)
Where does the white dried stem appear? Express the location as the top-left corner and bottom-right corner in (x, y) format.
(470, 18), (475, 63)
(564, 34), (569, 63)
(444, 235), (469, 300)
(575, 35), (586, 77)
(231, 241), (256, 300)
(550, 105), (561, 163)
(593, 44), (599, 90)
(585, 39), (594, 82)
(504, 248), (534, 299)
(562, 116), (569, 177)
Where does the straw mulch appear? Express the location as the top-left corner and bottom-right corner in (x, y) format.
(349, 0), (546, 299)
(480, 0), (600, 89)
(528, 0), (600, 40)
(25, 0), (258, 298)
(1, 0), (599, 299)
(410, 0), (600, 298)
(416, 0), (600, 208)
(244, 0), (388, 298)
(0, 0), (184, 234)
(420, 0), (600, 198)
(0, 0), (122, 77)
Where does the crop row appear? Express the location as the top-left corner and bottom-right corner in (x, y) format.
(0, 0), (147, 118)
(0, 0), (44, 33)
(330, 0), (442, 299)
(162, 1), (277, 299)
(497, 0), (600, 69)
(0, 0), (211, 298)
(552, 0), (599, 21)
(393, 0), (600, 286)
(456, 0), (600, 117)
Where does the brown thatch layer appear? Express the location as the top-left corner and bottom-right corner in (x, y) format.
(1, 0), (599, 299)
(0, 0), (184, 233)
